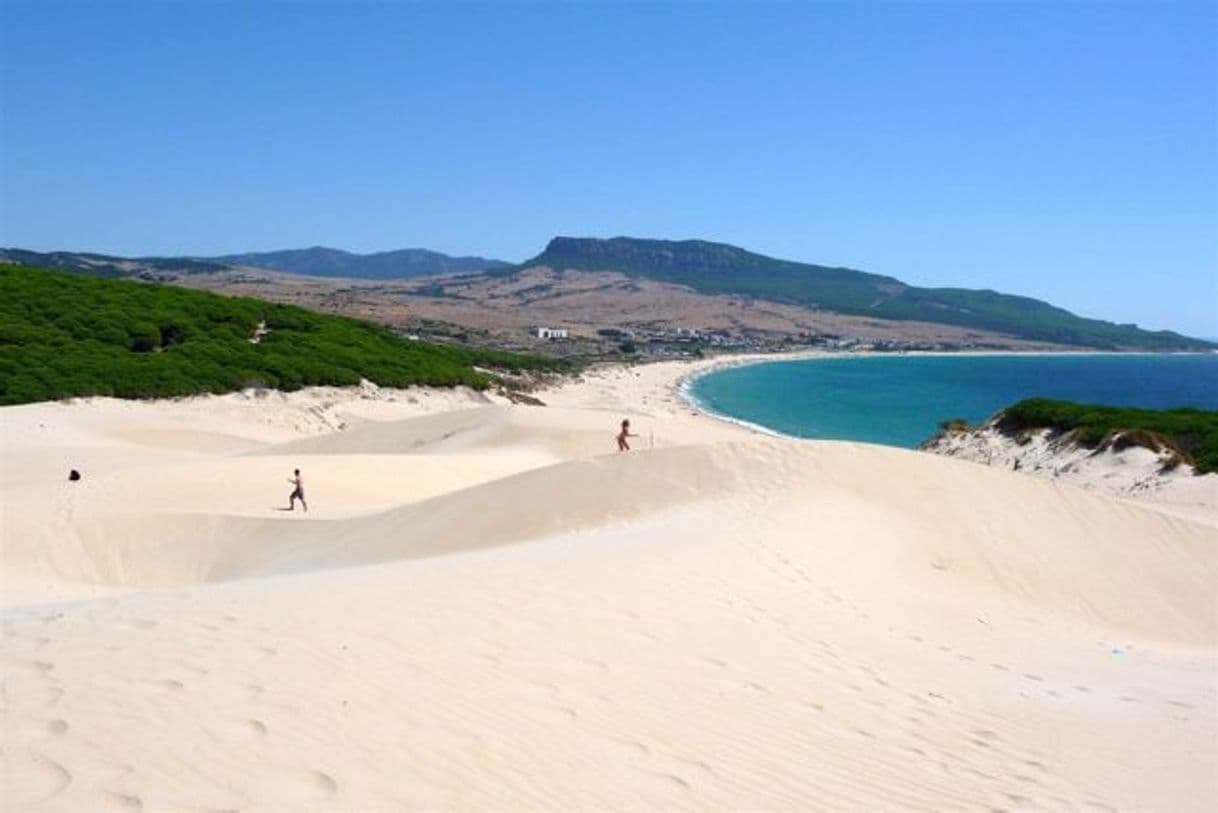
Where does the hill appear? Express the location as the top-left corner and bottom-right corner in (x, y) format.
(0, 264), (561, 405)
(0, 246), (510, 281)
(6, 239), (1212, 351)
(207, 246), (510, 279)
(523, 237), (1213, 350)
(0, 247), (229, 277)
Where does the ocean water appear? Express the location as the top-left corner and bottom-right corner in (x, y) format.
(687, 354), (1218, 448)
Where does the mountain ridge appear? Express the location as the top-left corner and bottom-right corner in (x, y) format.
(521, 236), (1212, 350)
(0, 246), (510, 281)
(3, 238), (1212, 350)
(206, 246), (510, 279)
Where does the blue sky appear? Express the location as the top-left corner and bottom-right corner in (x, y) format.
(2, 2), (1215, 336)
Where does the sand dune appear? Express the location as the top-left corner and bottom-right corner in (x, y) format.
(2, 379), (1215, 811)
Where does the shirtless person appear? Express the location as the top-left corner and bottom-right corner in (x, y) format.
(287, 468), (307, 512)
(616, 419), (638, 452)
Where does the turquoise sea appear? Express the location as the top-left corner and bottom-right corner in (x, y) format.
(686, 354), (1218, 448)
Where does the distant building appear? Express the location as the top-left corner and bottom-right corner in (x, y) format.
(596, 327), (634, 339)
(533, 326), (569, 340)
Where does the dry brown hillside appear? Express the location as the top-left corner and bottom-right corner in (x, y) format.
(177, 265), (1068, 355)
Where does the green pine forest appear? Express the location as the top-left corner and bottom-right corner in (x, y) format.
(0, 264), (564, 406)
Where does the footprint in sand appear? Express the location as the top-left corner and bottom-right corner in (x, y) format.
(637, 770), (692, 792)
(210, 717), (269, 741)
(579, 657), (610, 672)
(2, 669), (64, 710)
(10, 634), (54, 651)
(673, 757), (717, 778)
(100, 791), (144, 811)
(1, 657), (55, 675)
(2, 752), (72, 806)
(1003, 793), (1039, 809)
(7, 717), (70, 742)
(125, 618), (158, 630)
(253, 767), (338, 805)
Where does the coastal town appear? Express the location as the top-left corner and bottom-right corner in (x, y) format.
(525, 322), (998, 358)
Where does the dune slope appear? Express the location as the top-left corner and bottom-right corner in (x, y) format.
(2, 396), (1215, 811)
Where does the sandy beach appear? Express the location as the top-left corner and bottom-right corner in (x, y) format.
(2, 360), (1215, 811)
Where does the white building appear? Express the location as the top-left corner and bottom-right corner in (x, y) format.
(533, 327), (569, 340)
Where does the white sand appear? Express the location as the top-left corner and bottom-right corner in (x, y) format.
(2, 366), (1215, 811)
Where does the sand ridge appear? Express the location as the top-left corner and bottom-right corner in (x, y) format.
(2, 372), (1216, 811)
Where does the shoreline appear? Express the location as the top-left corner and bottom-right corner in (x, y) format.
(543, 351), (1218, 525)
(579, 346), (1214, 438)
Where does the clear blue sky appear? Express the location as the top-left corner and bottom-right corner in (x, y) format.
(2, 1), (1215, 336)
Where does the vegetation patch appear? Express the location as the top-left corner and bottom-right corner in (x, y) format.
(996, 398), (1218, 474)
(0, 264), (565, 405)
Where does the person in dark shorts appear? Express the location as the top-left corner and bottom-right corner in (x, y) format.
(287, 468), (307, 512)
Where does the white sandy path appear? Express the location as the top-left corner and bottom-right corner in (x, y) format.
(2, 376), (1216, 811)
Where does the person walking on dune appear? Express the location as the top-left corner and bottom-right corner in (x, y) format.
(617, 419), (638, 452)
(287, 468), (308, 512)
